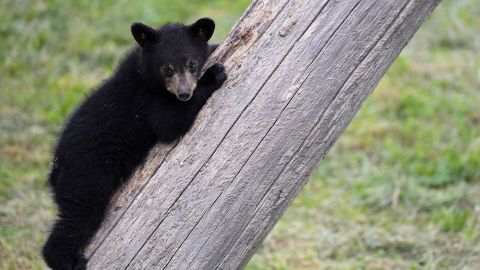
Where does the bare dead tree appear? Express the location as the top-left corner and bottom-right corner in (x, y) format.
(85, 0), (441, 269)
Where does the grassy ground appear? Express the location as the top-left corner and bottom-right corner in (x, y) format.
(0, 0), (478, 269)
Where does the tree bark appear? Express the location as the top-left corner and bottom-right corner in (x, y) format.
(85, 0), (440, 269)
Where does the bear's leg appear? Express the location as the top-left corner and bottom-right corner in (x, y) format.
(43, 172), (114, 270)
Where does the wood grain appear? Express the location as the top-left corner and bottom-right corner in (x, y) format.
(86, 0), (441, 269)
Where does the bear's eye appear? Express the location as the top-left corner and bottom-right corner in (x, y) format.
(188, 61), (197, 72)
(164, 67), (174, 77)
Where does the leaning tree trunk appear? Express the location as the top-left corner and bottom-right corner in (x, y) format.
(85, 0), (440, 269)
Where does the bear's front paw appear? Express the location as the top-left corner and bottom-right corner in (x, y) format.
(200, 63), (227, 91)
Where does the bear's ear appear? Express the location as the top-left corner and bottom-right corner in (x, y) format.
(187, 18), (215, 42)
(131, 22), (157, 47)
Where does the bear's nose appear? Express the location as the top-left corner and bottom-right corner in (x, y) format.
(178, 92), (191, 100)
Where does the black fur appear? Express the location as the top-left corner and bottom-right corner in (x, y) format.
(42, 18), (226, 270)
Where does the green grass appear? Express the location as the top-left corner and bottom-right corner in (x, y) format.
(1, 0), (479, 269)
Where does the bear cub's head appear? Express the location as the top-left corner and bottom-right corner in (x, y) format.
(131, 18), (215, 101)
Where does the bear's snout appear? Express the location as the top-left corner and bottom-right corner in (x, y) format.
(178, 92), (191, 101)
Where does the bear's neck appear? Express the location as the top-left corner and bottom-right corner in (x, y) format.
(111, 48), (144, 86)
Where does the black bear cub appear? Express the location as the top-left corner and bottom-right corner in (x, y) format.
(42, 18), (227, 270)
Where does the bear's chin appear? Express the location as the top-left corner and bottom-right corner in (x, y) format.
(177, 97), (191, 102)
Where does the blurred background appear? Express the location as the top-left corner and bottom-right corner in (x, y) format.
(0, 0), (479, 269)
